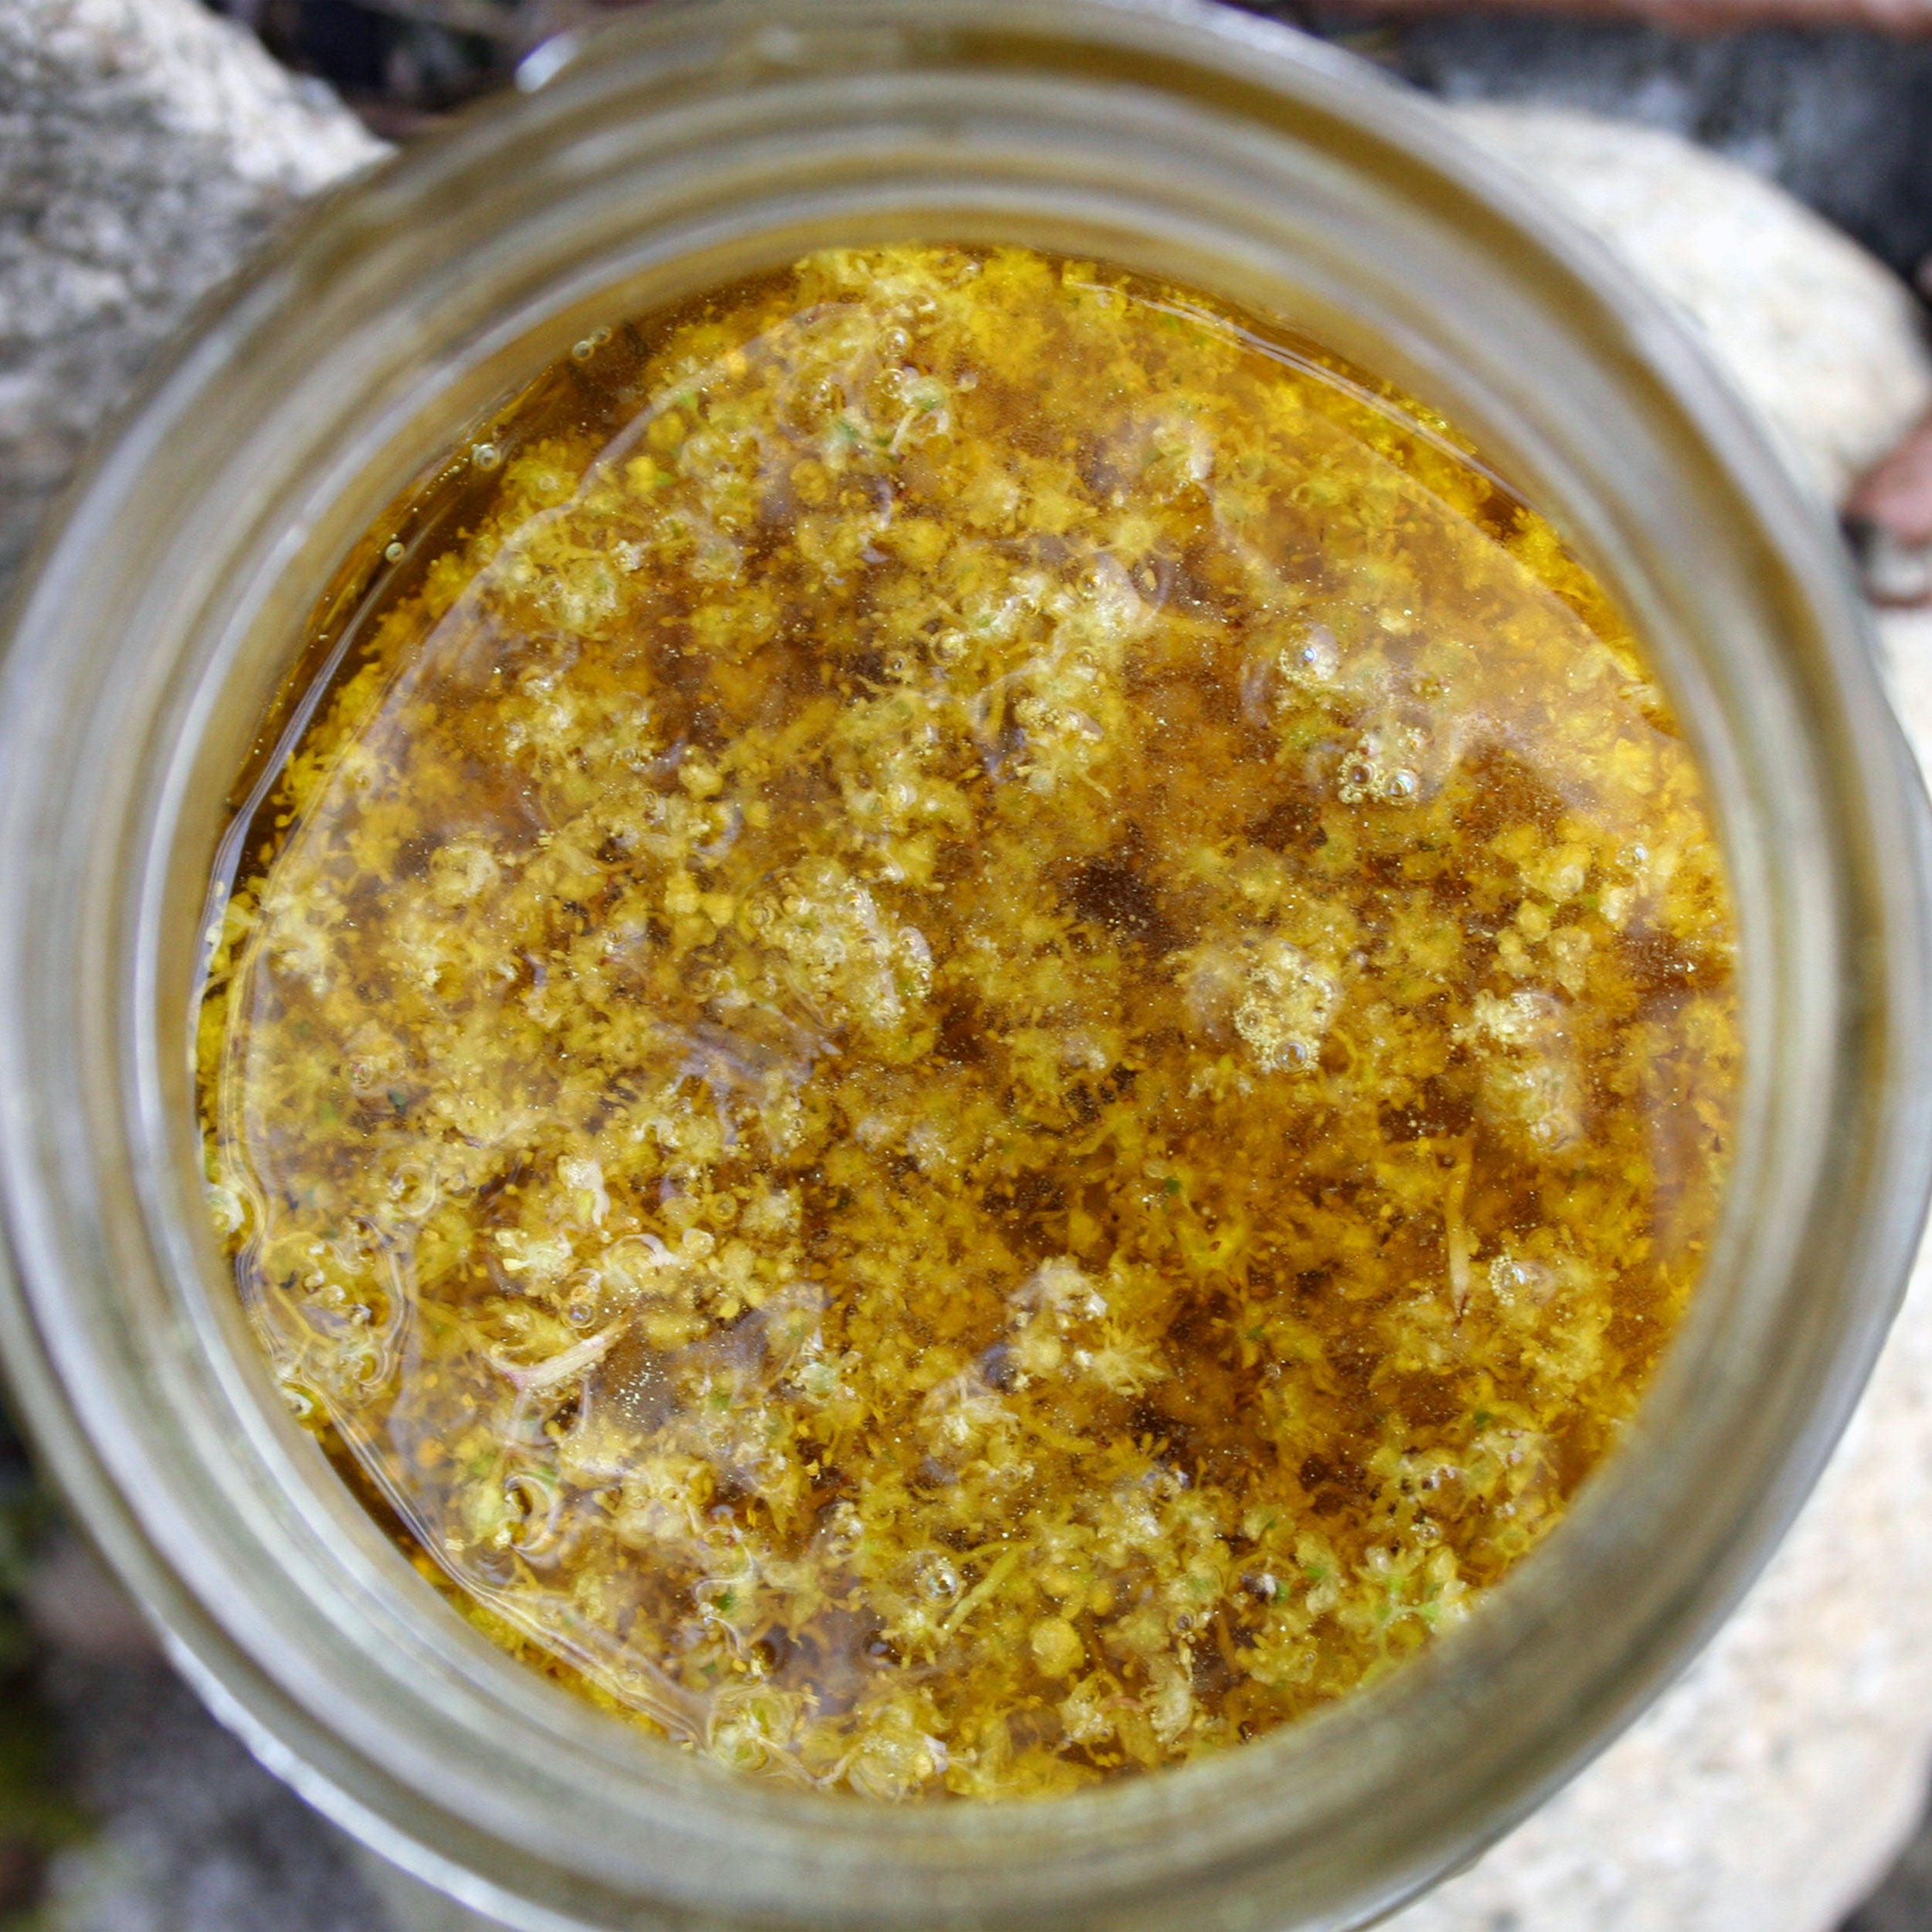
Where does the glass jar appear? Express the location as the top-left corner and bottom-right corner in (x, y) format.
(1, 3), (1927, 1927)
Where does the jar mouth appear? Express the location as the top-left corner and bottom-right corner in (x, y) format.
(1, 2), (1927, 1928)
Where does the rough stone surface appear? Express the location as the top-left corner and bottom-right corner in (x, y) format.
(0, 0), (383, 584)
(1377, 15), (1932, 281)
(1444, 103), (1932, 505)
(4, 6), (1932, 1928)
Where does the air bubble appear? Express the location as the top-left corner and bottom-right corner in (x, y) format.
(472, 442), (502, 471)
(383, 540), (405, 563)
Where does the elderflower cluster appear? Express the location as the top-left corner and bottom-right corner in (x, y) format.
(199, 243), (1738, 1801)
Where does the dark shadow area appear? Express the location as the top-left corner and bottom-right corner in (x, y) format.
(1844, 1783), (1932, 1931)
(0, 1400), (389, 1931)
(1365, 13), (1932, 279)
(207, 0), (1932, 287)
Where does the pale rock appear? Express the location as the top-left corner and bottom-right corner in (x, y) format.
(0, 0), (384, 583)
(1445, 104), (1932, 508)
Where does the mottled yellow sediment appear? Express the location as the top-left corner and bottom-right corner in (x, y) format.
(198, 244), (1737, 1801)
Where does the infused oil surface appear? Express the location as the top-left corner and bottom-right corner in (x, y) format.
(199, 244), (1738, 1800)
